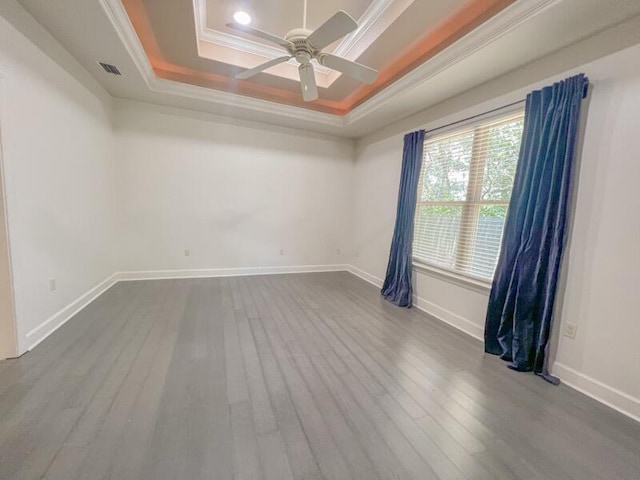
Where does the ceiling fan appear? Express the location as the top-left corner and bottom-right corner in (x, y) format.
(226, 0), (379, 101)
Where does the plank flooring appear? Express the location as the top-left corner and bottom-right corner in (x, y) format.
(0, 272), (639, 480)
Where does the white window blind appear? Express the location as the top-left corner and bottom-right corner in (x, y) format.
(413, 111), (525, 281)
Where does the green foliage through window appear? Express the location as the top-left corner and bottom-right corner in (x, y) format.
(414, 112), (524, 280)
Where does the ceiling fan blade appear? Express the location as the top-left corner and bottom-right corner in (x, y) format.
(235, 56), (292, 80)
(298, 64), (318, 102)
(306, 11), (357, 50)
(226, 23), (294, 50)
(319, 54), (378, 84)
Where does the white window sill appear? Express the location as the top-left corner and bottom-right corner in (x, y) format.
(412, 260), (492, 295)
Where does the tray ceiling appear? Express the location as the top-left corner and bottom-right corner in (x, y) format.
(121, 0), (514, 114)
(13, 0), (640, 137)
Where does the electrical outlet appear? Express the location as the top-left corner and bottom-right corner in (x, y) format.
(49, 278), (57, 292)
(184, 249), (190, 257)
(355, 250), (360, 258)
(336, 248), (341, 255)
(564, 322), (577, 339)
(279, 249), (284, 256)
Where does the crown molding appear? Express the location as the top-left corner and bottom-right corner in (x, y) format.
(99, 0), (155, 88)
(326, 0), (413, 84)
(345, 0), (560, 124)
(192, 0), (412, 84)
(99, 0), (344, 127)
(113, 98), (355, 145)
(151, 76), (345, 127)
(333, 0), (412, 59)
(100, 0), (563, 130)
(333, 0), (393, 58)
(193, 0), (332, 75)
(198, 28), (333, 75)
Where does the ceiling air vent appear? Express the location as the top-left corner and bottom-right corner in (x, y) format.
(98, 62), (121, 76)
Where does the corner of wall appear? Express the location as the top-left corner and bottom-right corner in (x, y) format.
(552, 362), (640, 423)
(346, 264), (485, 341)
(0, 0), (113, 110)
(21, 272), (120, 353)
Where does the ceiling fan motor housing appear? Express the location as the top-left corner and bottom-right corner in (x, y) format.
(285, 28), (318, 64)
(228, 11), (378, 101)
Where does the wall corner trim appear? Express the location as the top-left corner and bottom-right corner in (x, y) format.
(348, 264), (640, 424)
(346, 265), (484, 341)
(346, 265), (385, 289)
(552, 361), (640, 423)
(21, 263), (640, 425)
(24, 272), (120, 352)
(23, 264), (351, 353)
(116, 264), (350, 281)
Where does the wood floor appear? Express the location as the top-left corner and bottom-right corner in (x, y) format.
(0, 272), (639, 480)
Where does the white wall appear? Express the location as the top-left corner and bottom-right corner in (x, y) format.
(352, 44), (640, 420)
(0, 0), (355, 357)
(552, 64), (640, 417)
(0, 0), (638, 423)
(0, 8), (117, 354)
(114, 101), (354, 274)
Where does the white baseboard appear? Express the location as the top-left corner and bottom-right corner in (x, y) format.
(20, 263), (639, 425)
(346, 265), (484, 341)
(552, 362), (640, 423)
(25, 273), (119, 352)
(22, 265), (349, 353)
(347, 265), (384, 288)
(348, 264), (638, 424)
(412, 296), (484, 341)
(117, 264), (350, 281)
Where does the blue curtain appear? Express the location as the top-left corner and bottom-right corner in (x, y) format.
(485, 74), (589, 377)
(381, 130), (426, 307)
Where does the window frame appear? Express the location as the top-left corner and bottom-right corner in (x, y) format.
(412, 107), (525, 288)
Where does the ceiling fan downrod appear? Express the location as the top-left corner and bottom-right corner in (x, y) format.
(227, 1), (379, 102)
(303, 0), (307, 29)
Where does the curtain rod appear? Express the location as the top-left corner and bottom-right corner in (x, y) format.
(424, 99), (526, 136)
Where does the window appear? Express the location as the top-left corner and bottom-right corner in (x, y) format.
(413, 111), (525, 282)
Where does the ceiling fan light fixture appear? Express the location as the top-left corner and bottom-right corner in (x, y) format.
(227, 6), (379, 101)
(233, 11), (252, 25)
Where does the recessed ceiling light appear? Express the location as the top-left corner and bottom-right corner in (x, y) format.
(233, 11), (251, 25)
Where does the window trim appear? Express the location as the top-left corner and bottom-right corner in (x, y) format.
(413, 108), (525, 285)
(412, 258), (491, 294)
